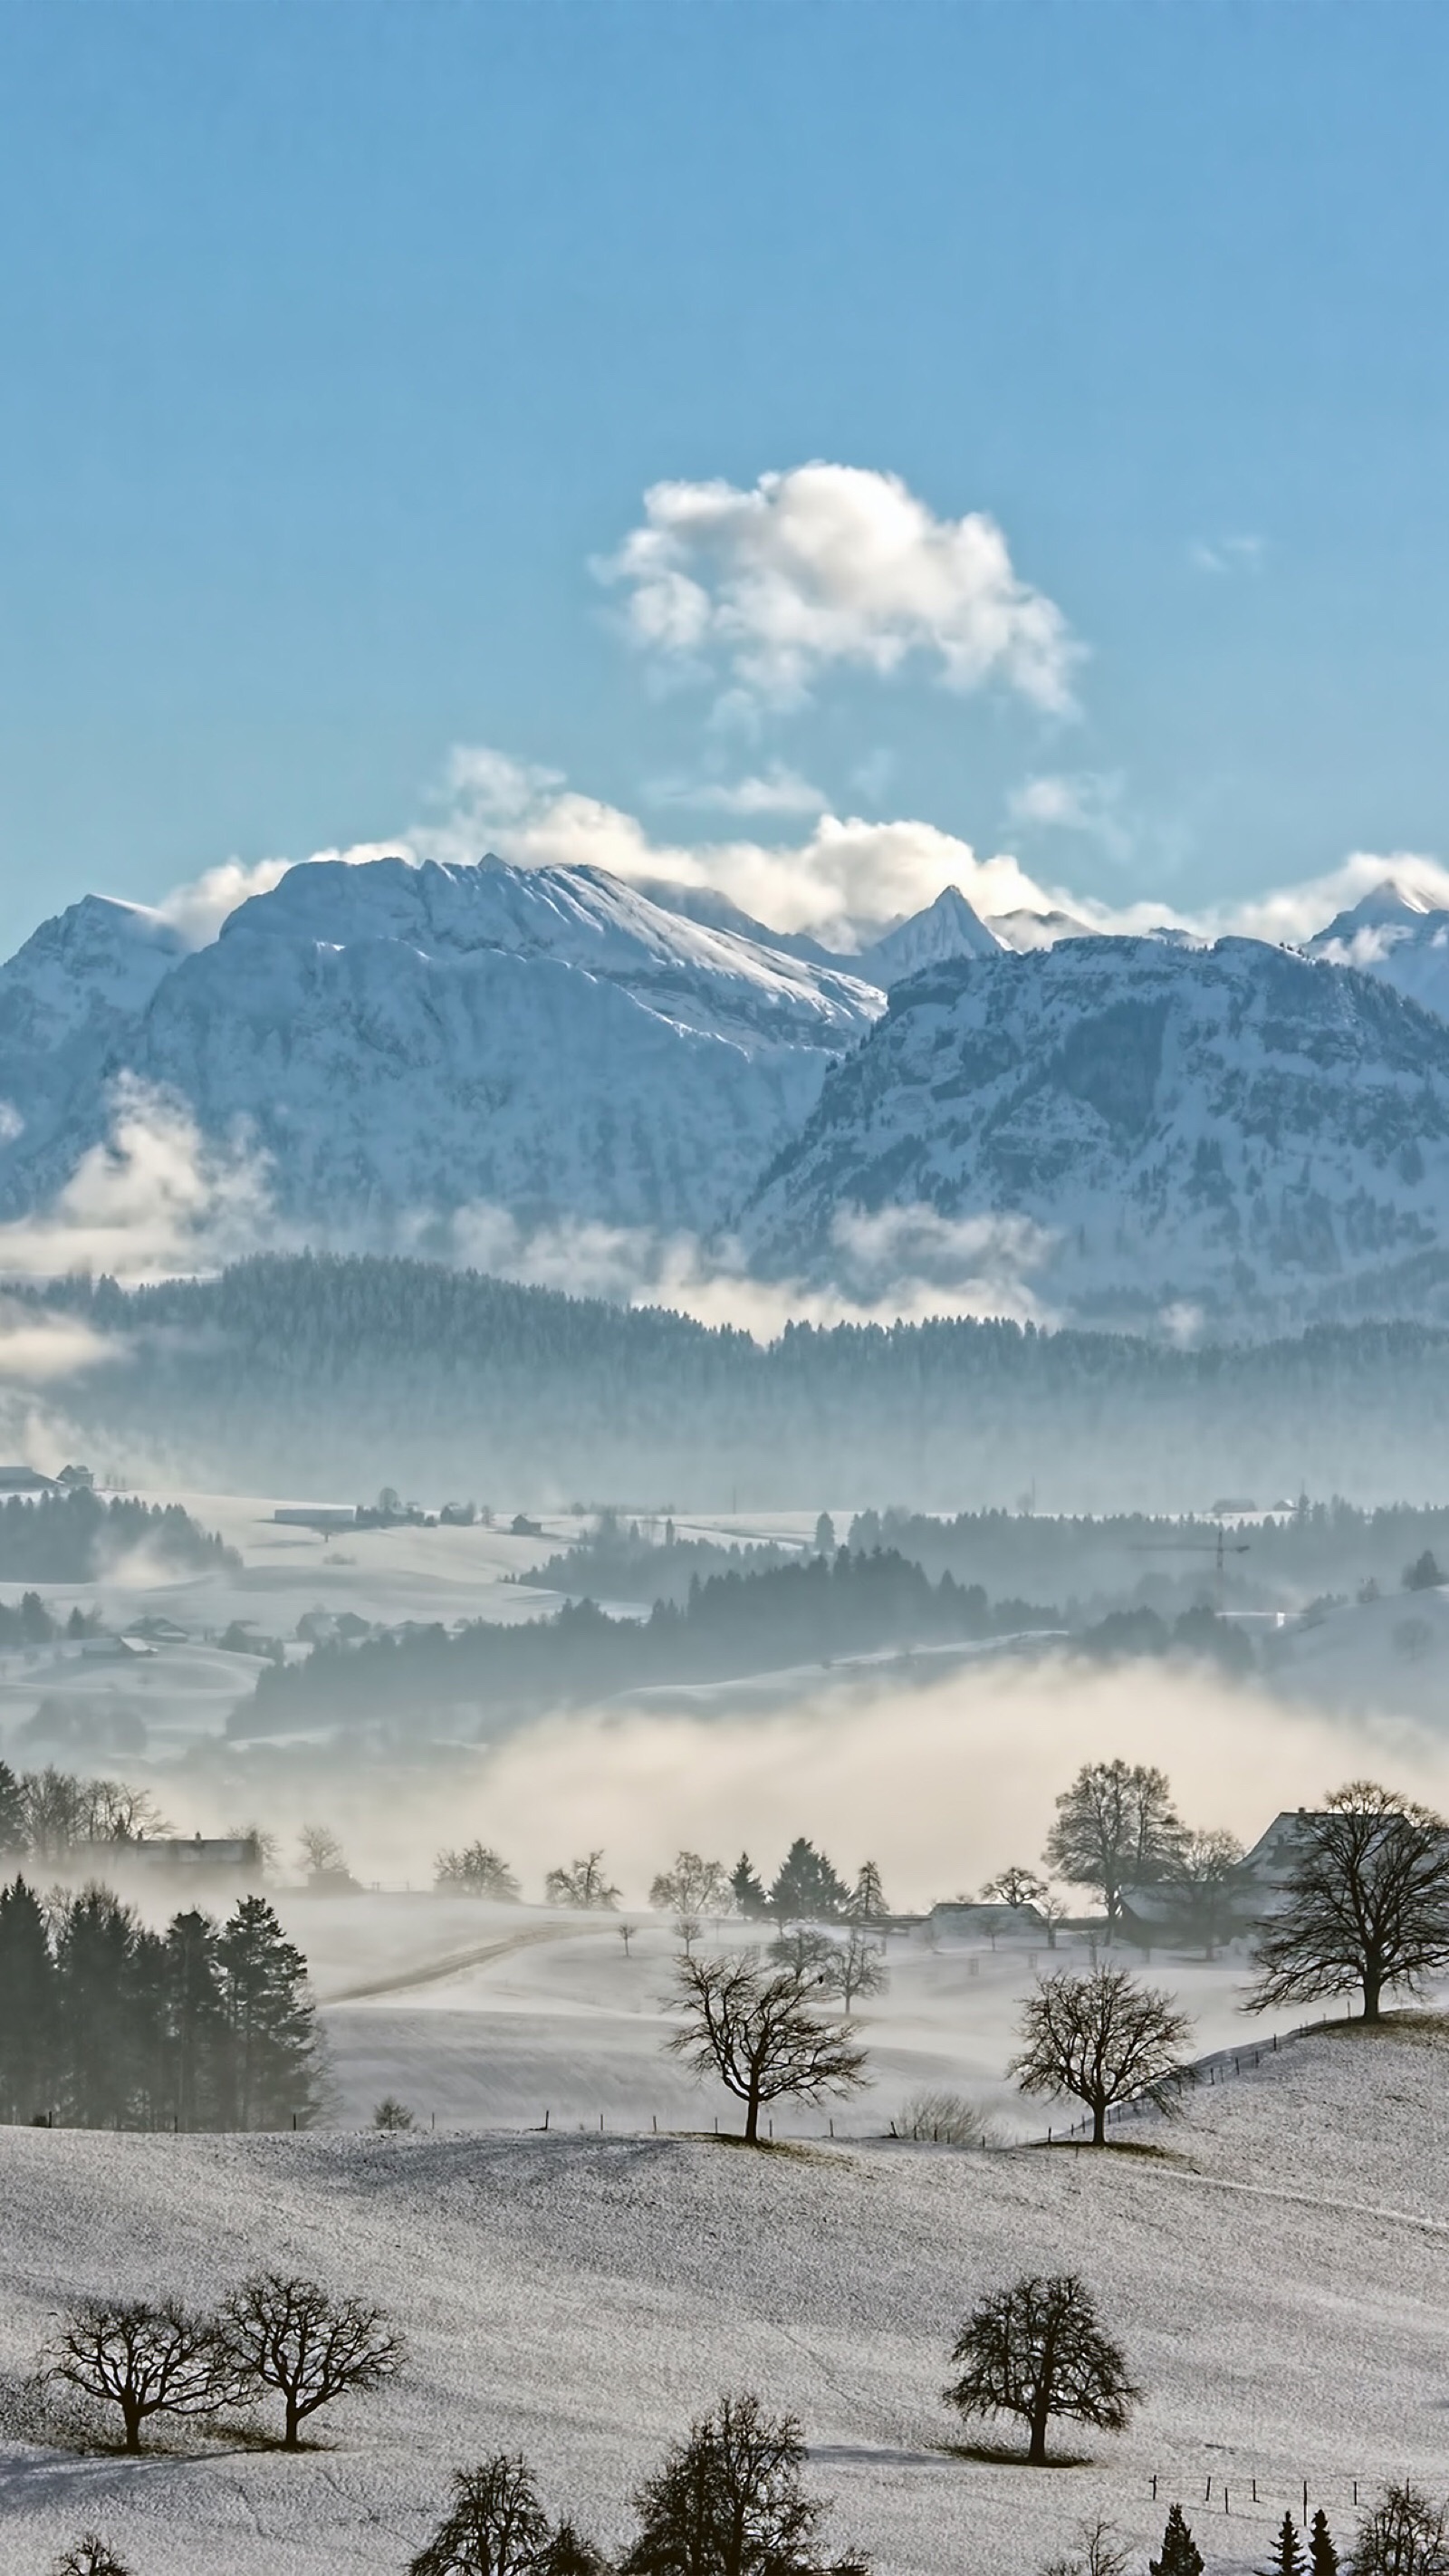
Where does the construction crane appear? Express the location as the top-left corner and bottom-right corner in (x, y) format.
(1132, 1523), (1251, 1610)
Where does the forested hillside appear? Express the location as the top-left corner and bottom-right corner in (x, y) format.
(846, 1499), (1449, 1614)
(0, 1489), (238, 1581)
(235, 1547), (1060, 1737)
(28, 1253), (1449, 1509)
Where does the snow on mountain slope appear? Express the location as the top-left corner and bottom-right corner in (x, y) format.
(1306, 879), (1449, 1024)
(740, 937), (1449, 1328)
(0, 858), (883, 1236)
(851, 884), (1003, 981)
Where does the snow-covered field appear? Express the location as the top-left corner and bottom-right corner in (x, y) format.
(286, 1903), (1310, 2136)
(1, 2023), (1445, 2576)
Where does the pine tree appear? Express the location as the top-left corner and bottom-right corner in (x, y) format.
(54, 1886), (143, 2127)
(216, 1896), (320, 2129)
(161, 1908), (227, 2130)
(1262, 2512), (1307, 2576)
(0, 1759), (25, 1851)
(730, 1854), (768, 1918)
(0, 1875), (56, 2121)
(1309, 2509), (1339, 2576)
(768, 1839), (849, 1923)
(846, 1860), (888, 1924)
(1149, 2506), (1204, 2576)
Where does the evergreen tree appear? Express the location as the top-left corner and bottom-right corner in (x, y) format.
(54, 1886), (143, 2127)
(0, 1875), (56, 2120)
(768, 1839), (849, 1923)
(1262, 2514), (1307, 2576)
(730, 1854), (768, 1918)
(161, 1908), (227, 2130)
(846, 1860), (888, 1924)
(1309, 2510), (1339, 2576)
(216, 1896), (320, 2129)
(0, 1759), (24, 1851)
(1149, 2508), (1204, 2576)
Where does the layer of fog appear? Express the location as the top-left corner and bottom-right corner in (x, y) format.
(194, 1655), (1449, 1907)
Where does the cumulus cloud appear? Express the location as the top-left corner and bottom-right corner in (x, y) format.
(1210, 850), (1449, 949)
(0, 1077), (285, 1283)
(156, 858), (293, 947)
(424, 744), (1057, 942)
(155, 841), (408, 950)
(598, 462), (1081, 716)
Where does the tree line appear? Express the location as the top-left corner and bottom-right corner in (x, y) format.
(238, 1546), (1060, 1737)
(0, 1881), (321, 2129)
(0, 1488), (237, 1582)
(29, 1250), (1449, 1507)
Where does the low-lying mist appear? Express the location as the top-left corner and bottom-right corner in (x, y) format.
(204, 1654), (1449, 1908)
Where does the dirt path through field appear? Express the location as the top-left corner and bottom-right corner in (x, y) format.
(322, 1920), (606, 2004)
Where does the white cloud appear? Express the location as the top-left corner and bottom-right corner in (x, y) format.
(445, 1198), (1052, 1338)
(0, 1302), (113, 1383)
(647, 765), (828, 818)
(0, 1077), (285, 1284)
(155, 841), (409, 950)
(1204, 851), (1449, 948)
(423, 744), (1057, 942)
(1007, 769), (1132, 864)
(598, 462), (1080, 715)
(1190, 533), (1265, 576)
(156, 858), (293, 947)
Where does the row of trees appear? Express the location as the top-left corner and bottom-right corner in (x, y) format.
(430, 1841), (890, 1926)
(408, 2393), (863, 2576)
(0, 1882), (321, 2129)
(0, 1763), (169, 1861)
(46, 2273), (399, 2451)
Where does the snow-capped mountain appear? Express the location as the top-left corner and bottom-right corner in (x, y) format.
(740, 937), (1449, 1328)
(851, 886), (1004, 982)
(0, 857), (884, 1236)
(1304, 879), (1449, 1023)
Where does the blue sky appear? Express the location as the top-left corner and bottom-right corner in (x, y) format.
(3, 0), (1448, 954)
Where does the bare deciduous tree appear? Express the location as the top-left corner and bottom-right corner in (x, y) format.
(944, 2274), (1138, 2465)
(767, 1927), (837, 1980)
(1164, 1830), (1249, 1960)
(982, 1866), (1048, 1910)
(1039, 2517), (1131, 2576)
(297, 1823), (350, 1884)
(1351, 2484), (1449, 2576)
(53, 2537), (135, 2576)
(622, 2390), (866, 2576)
(1010, 1968), (1194, 2146)
(544, 1851), (620, 1910)
(219, 2272), (404, 2448)
(1044, 1762), (1185, 1940)
(666, 1952), (868, 2144)
(50, 2301), (232, 2452)
(1247, 1783), (1449, 2023)
(816, 1928), (888, 2011)
(435, 1843), (521, 1900)
(650, 1852), (730, 1917)
(408, 2455), (552, 2576)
